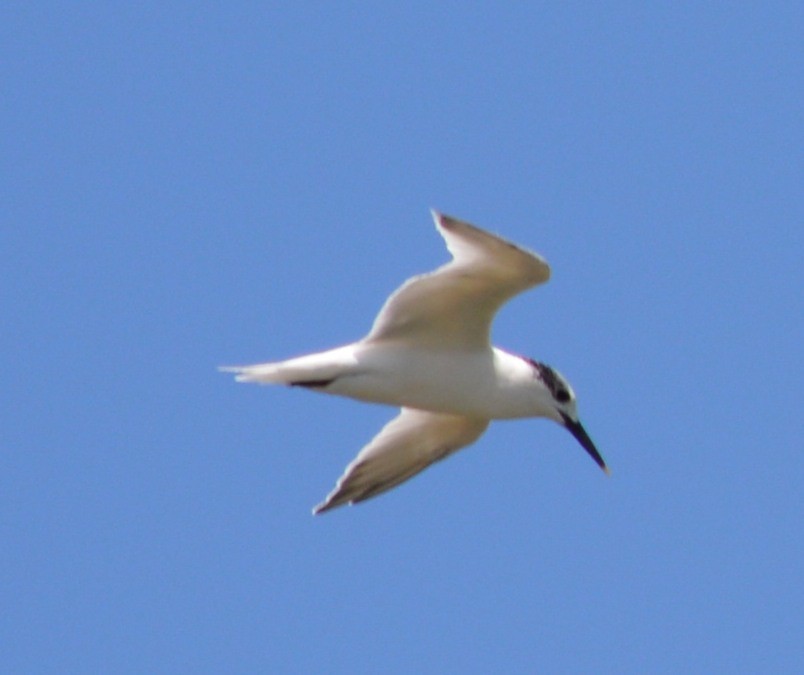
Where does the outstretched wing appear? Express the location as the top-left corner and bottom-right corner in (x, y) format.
(313, 408), (489, 514)
(364, 211), (551, 350)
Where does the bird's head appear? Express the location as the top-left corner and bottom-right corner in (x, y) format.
(527, 359), (610, 475)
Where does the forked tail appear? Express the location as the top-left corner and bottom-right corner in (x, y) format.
(219, 345), (358, 387)
(218, 362), (287, 384)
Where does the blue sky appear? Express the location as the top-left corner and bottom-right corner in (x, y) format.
(2, 3), (802, 672)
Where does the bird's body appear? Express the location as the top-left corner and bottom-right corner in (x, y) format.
(222, 211), (608, 513)
(233, 343), (544, 419)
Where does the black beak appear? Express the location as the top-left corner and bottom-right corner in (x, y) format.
(560, 412), (610, 475)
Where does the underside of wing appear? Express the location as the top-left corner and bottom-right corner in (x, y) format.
(313, 408), (489, 514)
(365, 211), (550, 349)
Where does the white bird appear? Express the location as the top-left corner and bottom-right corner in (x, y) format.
(222, 210), (608, 514)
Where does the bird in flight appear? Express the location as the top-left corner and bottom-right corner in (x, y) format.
(222, 210), (608, 514)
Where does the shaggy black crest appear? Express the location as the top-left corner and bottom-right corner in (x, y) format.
(523, 357), (571, 403)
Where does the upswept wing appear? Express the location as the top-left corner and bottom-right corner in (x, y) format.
(365, 211), (550, 350)
(313, 408), (489, 514)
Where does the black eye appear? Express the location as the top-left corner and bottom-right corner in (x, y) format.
(556, 389), (570, 403)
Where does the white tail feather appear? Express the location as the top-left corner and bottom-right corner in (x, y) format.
(219, 345), (359, 386)
(218, 363), (285, 383)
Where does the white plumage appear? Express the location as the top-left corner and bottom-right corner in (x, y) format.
(222, 210), (607, 514)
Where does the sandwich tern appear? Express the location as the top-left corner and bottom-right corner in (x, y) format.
(222, 210), (608, 514)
